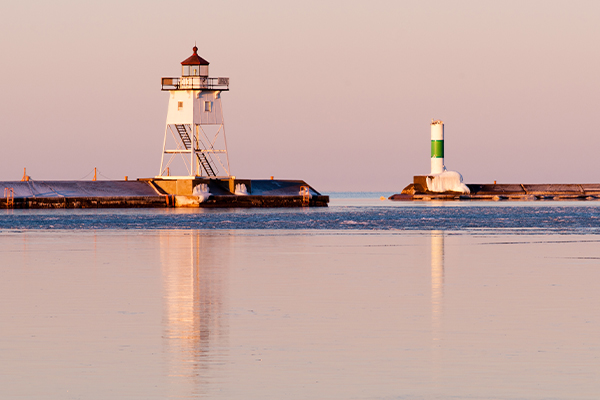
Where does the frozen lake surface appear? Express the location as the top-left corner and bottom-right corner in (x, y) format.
(1, 198), (600, 399)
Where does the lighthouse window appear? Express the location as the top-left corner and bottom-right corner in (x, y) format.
(178, 101), (183, 110)
(204, 101), (212, 112)
(182, 65), (200, 76)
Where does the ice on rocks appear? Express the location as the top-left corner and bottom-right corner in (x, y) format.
(234, 183), (248, 195)
(192, 183), (211, 202)
(426, 170), (470, 194)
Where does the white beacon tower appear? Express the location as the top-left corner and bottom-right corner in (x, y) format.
(430, 119), (445, 174)
(425, 119), (469, 194)
(158, 46), (231, 178)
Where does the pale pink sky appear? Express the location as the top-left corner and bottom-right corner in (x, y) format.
(1, 0), (599, 191)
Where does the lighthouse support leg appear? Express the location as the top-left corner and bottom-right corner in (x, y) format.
(159, 124), (169, 176)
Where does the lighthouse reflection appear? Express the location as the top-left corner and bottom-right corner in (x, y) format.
(430, 230), (444, 341)
(159, 231), (229, 394)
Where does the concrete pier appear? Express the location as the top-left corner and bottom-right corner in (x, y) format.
(0, 178), (329, 208)
(390, 179), (600, 201)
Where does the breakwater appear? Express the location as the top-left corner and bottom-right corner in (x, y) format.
(0, 179), (329, 208)
(391, 182), (600, 201)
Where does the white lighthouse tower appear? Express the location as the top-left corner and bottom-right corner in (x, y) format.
(424, 120), (470, 194)
(430, 120), (445, 174)
(158, 46), (231, 178)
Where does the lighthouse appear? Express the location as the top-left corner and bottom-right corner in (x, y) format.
(158, 46), (231, 178)
(424, 120), (469, 193)
(430, 120), (445, 174)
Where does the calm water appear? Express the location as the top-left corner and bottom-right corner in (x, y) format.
(1, 196), (600, 399)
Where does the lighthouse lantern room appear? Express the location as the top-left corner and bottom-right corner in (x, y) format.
(158, 46), (231, 179)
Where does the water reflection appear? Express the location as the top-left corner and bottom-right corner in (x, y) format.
(431, 230), (444, 338)
(160, 231), (229, 396)
(430, 230), (444, 387)
(4, 229), (600, 399)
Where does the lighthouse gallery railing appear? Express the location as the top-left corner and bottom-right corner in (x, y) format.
(161, 77), (229, 91)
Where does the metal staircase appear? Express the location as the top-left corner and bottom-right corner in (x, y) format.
(196, 151), (216, 177)
(174, 124), (217, 177)
(174, 124), (192, 149)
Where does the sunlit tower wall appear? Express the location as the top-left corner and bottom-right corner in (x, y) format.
(430, 120), (445, 175)
(158, 46), (231, 178)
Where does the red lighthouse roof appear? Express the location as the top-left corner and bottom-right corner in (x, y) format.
(181, 46), (209, 66)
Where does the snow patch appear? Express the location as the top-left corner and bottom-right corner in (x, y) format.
(426, 170), (470, 194)
(234, 183), (248, 195)
(192, 183), (211, 202)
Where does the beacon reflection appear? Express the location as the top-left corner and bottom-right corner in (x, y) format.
(160, 231), (229, 391)
(431, 230), (444, 340)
